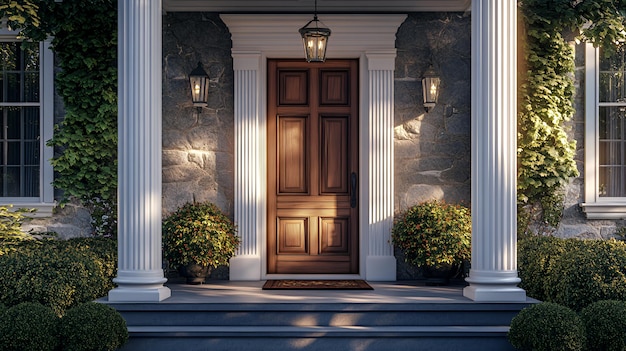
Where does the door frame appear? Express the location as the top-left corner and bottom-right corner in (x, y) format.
(222, 14), (406, 280)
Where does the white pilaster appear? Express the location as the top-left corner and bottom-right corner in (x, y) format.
(109, 0), (170, 302)
(463, 0), (526, 301)
(230, 51), (264, 281)
(365, 52), (397, 281)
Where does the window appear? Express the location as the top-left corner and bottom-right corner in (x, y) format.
(0, 30), (54, 216)
(582, 43), (626, 219)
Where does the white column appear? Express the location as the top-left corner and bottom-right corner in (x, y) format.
(463, 0), (526, 301)
(108, 0), (171, 302)
(229, 51), (263, 281)
(365, 51), (397, 281)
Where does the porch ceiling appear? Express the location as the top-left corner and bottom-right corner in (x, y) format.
(163, 0), (471, 13)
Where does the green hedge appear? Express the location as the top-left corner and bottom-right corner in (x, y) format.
(508, 302), (585, 351)
(60, 302), (128, 351)
(0, 238), (117, 316)
(0, 302), (60, 351)
(518, 236), (626, 311)
(580, 300), (626, 351)
(0, 302), (128, 351)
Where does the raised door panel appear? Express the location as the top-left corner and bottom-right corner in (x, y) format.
(278, 116), (308, 194)
(320, 116), (348, 194)
(277, 217), (308, 254)
(279, 71), (308, 105)
(320, 217), (349, 254)
(320, 70), (349, 105)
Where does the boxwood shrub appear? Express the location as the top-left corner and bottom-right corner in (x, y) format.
(508, 302), (585, 351)
(544, 239), (626, 311)
(0, 302), (60, 351)
(580, 300), (626, 351)
(518, 236), (626, 311)
(517, 236), (576, 301)
(0, 239), (116, 315)
(60, 302), (128, 351)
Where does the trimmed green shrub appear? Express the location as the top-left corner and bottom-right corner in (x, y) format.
(0, 302), (60, 351)
(0, 241), (111, 315)
(392, 201), (471, 268)
(508, 302), (585, 351)
(544, 240), (626, 311)
(60, 302), (128, 351)
(580, 300), (626, 351)
(60, 237), (118, 282)
(517, 236), (579, 301)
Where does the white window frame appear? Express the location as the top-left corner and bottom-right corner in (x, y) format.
(0, 29), (55, 217)
(582, 43), (626, 219)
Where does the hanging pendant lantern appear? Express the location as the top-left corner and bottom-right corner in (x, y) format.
(299, 0), (331, 62)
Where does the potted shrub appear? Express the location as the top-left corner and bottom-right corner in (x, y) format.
(392, 200), (471, 284)
(162, 201), (239, 284)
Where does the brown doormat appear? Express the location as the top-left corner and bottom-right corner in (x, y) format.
(262, 280), (373, 290)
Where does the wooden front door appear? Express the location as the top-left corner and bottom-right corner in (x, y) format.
(267, 59), (359, 274)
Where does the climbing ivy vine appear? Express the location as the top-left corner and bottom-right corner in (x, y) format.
(518, 0), (625, 233)
(3, 0), (118, 236)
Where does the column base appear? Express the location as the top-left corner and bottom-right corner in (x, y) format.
(108, 269), (170, 302)
(365, 255), (396, 281)
(463, 269), (527, 302)
(229, 255), (261, 281)
(108, 286), (171, 302)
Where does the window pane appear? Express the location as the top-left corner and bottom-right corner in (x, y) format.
(24, 72), (39, 102)
(599, 141), (622, 165)
(599, 166), (625, 197)
(23, 141), (39, 165)
(7, 142), (20, 165)
(5, 73), (20, 102)
(599, 106), (624, 139)
(3, 166), (20, 197)
(23, 166), (39, 197)
(23, 46), (39, 72)
(7, 108), (21, 139)
(0, 43), (18, 71)
(599, 47), (626, 103)
(23, 107), (40, 140)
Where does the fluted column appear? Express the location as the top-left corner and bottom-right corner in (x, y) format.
(229, 51), (263, 280)
(365, 51), (396, 281)
(108, 0), (171, 302)
(463, 0), (526, 301)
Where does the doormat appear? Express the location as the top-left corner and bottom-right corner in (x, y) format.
(262, 280), (373, 290)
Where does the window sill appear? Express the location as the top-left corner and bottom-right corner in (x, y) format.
(0, 202), (56, 218)
(580, 202), (626, 219)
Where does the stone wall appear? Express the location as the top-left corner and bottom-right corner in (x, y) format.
(394, 13), (472, 212)
(162, 13), (235, 216)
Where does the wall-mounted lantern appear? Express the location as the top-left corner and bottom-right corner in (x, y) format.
(422, 64), (441, 112)
(299, 0), (331, 62)
(189, 62), (209, 112)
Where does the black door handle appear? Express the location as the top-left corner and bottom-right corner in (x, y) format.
(350, 172), (357, 208)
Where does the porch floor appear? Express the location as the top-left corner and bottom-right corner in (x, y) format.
(151, 279), (477, 304)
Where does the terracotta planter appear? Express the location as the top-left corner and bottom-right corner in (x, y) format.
(178, 263), (212, 285)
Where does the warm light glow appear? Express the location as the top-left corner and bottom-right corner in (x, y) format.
(430, 82), (437, 97)
(194, 83), (201, 95)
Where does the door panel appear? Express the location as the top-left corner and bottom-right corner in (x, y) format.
(268, 59), (359, 274)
